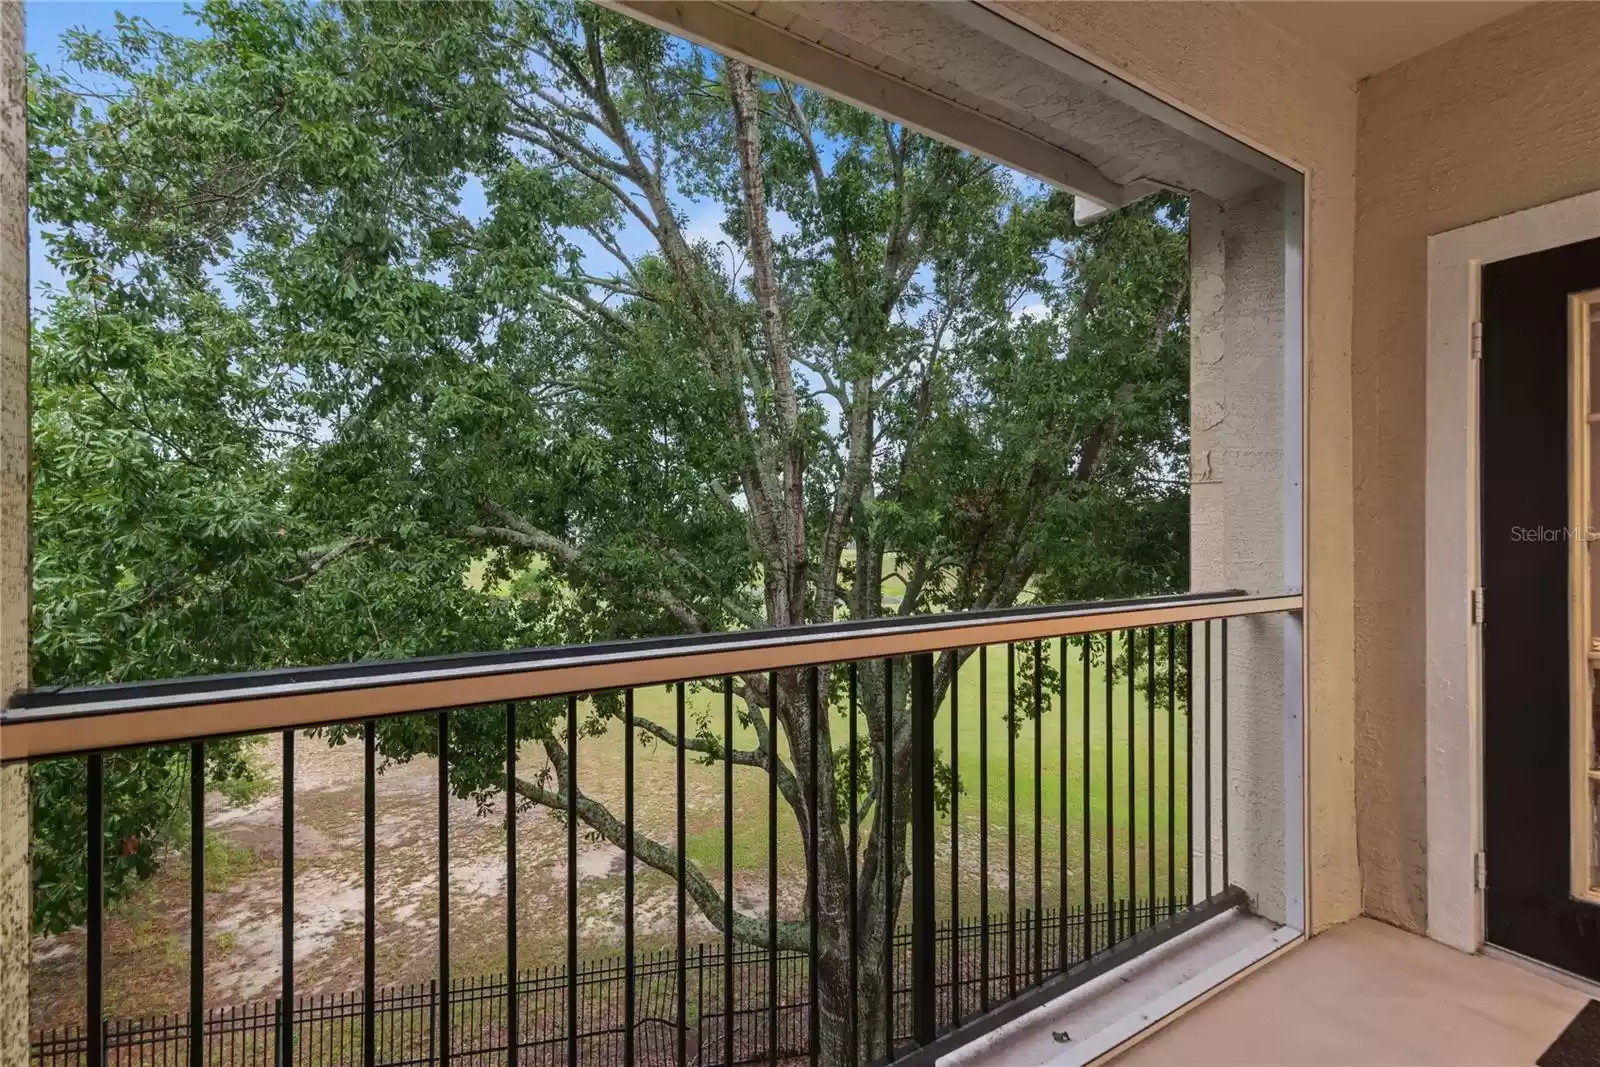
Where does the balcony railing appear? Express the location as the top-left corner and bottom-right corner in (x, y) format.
(3, 589), (1300, 1067)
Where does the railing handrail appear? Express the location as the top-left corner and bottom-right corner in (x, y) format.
(0, 588), (1300, 760)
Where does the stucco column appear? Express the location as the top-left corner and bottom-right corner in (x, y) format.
(1189, 188), (1289, 924)
(0, 5), (29, 1065)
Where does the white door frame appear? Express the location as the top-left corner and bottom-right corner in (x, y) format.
(1425, 187), (1600, 953)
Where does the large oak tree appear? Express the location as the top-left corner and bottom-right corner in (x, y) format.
(28, 1), (1188, 1056)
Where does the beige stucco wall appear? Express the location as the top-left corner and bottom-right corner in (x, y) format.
(997, 2), (1361, 932)
(1190, 187), (1291, 922)
(1351, 2), (1600, 932)
(0, 4), (28, 1064)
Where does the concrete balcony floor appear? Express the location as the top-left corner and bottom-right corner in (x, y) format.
(1111, 918), (1593, 1066)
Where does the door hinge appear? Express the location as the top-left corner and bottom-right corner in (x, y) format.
(1474, 851), (1488, 890)
(1471, 320), (1483, 360)
(1470, 586), (1486, 625)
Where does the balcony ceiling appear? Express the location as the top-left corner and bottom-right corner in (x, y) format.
(615, 1), (1537, 212)
(1242, 1), (1533, 79)
(611, 1), (1290, 210)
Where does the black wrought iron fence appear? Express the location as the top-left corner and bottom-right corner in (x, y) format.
(31, 899), (1185, 1067)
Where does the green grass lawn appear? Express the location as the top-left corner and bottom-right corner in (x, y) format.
(548, 635), (1192, 958)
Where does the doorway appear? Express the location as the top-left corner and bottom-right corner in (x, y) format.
(1480, 235), (1600, 982)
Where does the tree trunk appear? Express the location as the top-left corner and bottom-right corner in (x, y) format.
(812, 796), (904, 1065)
(815, 953), (857, 1067)
(815, 949), (888, 1067)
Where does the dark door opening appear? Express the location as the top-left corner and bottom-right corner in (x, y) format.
(1480, 235), (1600, 982)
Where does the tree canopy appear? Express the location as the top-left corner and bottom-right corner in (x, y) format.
(27, 2), (1188, 1048)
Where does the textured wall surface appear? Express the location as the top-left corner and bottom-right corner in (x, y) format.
(1190, 196), (1226, 588)
(1190, 189), (1290, 921)
(1352, 1), (1600, 932)
(1222, 186), (1289, 922)
(999, 1), (1361, 932)
(0, 4), (29, 1065)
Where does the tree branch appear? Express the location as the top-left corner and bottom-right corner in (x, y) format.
(519, 740), (807, 951)
(286, 536), (375, 586)
(629, 711), (803, 817)
(526, 85), (611, 139)
(577, 221), (645, 289)
(727, 57), (807, 626)
(640, 536), (765, 631)
(505, 122), (660, 238)
(459, 513), (705, 632)
(558, 287), (634, 336)
(574, 273), (648, 301)
(506, 106), (635, 180)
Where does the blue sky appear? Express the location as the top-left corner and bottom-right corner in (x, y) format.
(27, 0), (190, 54)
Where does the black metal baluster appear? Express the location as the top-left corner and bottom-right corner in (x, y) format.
(847, 663), (859, 1067)
(1055, 638), (1067, 973)
(1221, 619), (1230, 892)
(1127, 630), (1136, 930)
(768, 672), (778, 1067)
(1102, 631), (1117, 947)
(505, 706), (517, 1067)
(949, 653), (961, 1025)
(808, 666), (821, 1067)
(1081, 636), (1091, 961)
(1185, 625), (1194, 907)
(624, 690), (636, 1067)
(1032, 641), (1043, 983)
(88, 754), (104, 1067)
(364, 723), (376, 1067)
(190, 743), (205, 1067)
(1023, 908), (1033, 981)
(424, 977), (434, 1067)
(1166, 627), (1177, 918)
(1006, 642), (1016, 1000)
(1147, 628), (1157, 920)
(1204, 620), (1214, 901)
(881, 661), (894, 1057)
(723, 677), (735, 1067)
(281, 732), (294, 1067)
(978, 647), (989, 1012)
(910, 654), (936, 1049)
(437, 714), (450, 1067)
(565, 696), (578, 1067)
(677, 682), (687, 1067)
